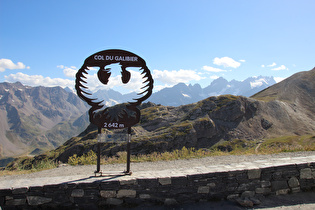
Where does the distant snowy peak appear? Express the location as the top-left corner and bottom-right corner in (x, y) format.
(105, 99), (120, 107)
(150, 76), (276, 106)
(247, 76), (275, 89)
(71, 76), (277, 107)
(250, 78), (268, 88)
(204, 75), (276, 98)
(182, 93), (191, 98)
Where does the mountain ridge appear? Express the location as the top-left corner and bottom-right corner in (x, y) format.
(32, 68), (315, 164)
(0, 82), (89, 157)
(0, 74), (294, 159)
(92, 75), (276, 107)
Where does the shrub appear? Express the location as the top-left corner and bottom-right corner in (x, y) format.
(68, 150), (97, 165)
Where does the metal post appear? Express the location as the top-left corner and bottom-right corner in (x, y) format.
(125, 127), (132, 175)
(95, 127), (101, 175)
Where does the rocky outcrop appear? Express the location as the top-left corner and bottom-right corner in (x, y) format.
(54, 90), (315, 162)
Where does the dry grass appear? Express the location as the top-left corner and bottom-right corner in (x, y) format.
(103, 147), (228, 165)
(1, 134), (314, 176)
(255, 135), (315, 154)
(0, 158), (58, 176)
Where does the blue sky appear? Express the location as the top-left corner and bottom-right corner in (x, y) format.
(1, 0), (315, 93)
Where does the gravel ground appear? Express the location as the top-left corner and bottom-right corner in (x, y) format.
(2, 151), (315, 180)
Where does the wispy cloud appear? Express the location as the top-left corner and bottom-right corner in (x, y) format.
(272, 65), (288, 71)
(0, 58), (30, 72)
(57, 65), (77, 78)
(210, 75), (220, 80)
(4, 72), (74, 88)
(213, 57), (241, 68)
(154, 84), (173, 92)
(78, 67), (146, 93)
(153, 69), (203, 85)
(274, 77), (286, 82)
(267, 62), (277, 67)
(262, 62), (288, 71)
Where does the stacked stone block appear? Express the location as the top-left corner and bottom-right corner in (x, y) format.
(1, 162), (315, 209)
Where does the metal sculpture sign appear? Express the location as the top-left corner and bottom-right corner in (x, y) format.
(75, 49), (153, 175)
(76, 49), (153, 129)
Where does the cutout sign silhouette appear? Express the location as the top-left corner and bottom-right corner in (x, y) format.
(75, 49), (153, 129)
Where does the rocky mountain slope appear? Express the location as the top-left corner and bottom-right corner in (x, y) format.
(39, 68), (315, 163)
(0, 82), (89, 157)
(252, 68), (315, 112)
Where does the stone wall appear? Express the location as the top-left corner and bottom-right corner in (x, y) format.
(1, 162), (315, 209)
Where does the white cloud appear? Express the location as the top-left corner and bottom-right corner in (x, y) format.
(263, 62), (288, 71)
(239, 59), (246, 62)
(78, 65), (152, 94)
(210, 75), (220, 80)
(117, 69), (145, 93)
(267, 62), (277, 67)
(202, 66), (227, 72)
(153, 69), (202, 85)
(4, 72), (74, 88)
(261, 65), (265, 68)
(63, 67), (77, 78)
(250, 78), (267, 88)
(272, 65), (288, 71)
(154, 84), (173, 92)
(87, 67), (98, 71)
(274, 77), (286, 83)
(0, 58), (29, 72)
(57, 65), (77, 78)
(213, 57), (241, 68)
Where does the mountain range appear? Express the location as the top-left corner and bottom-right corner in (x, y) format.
(0, 75), (277, 159)
(20, 67), (314, 165)
(87, 76), (276, 107)
(150, 76), (276, 106)
(0, 82), (89, 158)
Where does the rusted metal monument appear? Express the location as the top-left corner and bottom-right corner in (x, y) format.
(75, 49), (153, 175)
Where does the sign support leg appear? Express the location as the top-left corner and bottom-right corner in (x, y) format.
(125, 127), (132, 175)
(95, 127), (102, 176)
